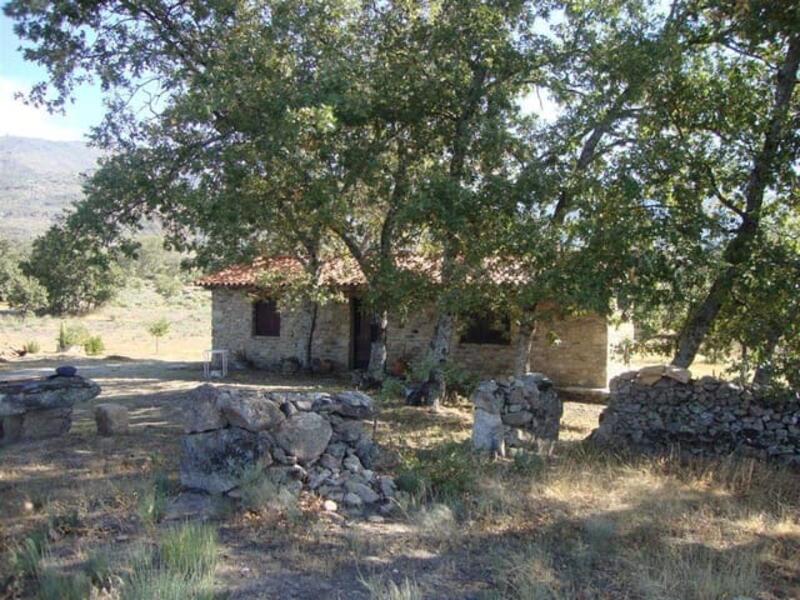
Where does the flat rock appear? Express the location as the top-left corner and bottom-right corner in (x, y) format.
(330, 391), (375, 419)
(275, 412), (332, 464)
(0, 375), (100, 417)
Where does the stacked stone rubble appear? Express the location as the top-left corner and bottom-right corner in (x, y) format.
(592, 366), (800, 465)
(471, 373), (563, 455)
(0, 374), (100, 444)
(180, 385), (396, 511)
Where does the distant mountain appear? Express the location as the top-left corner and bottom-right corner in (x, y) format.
(0, 136), (103, 241)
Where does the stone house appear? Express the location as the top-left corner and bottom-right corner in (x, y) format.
(197, 256), (633, 390)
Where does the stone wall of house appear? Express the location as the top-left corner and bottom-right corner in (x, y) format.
(211, 289), (350, 370)
(591, 366), (800, 465)
(211, 288), (624, 387)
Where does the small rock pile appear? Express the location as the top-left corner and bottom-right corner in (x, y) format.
(181, 385), (396, 512)
(591, 366), (800, 465)
(0, 373), (100, 444)
(471, 373), (563, 455)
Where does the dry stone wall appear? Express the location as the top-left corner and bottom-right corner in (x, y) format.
(471, 373), (563, 455)
(180, 385), (396, 512)
(592, 366), (800, 465)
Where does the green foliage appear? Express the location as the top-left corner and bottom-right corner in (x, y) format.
(10, 535), (47, 579)
(398, 441), (482, 502)
(57, 322), (89, 351)
(146, 318), (171, 353)
(6, 274), (49, 315)
(83, 335), (105, 356)
(153, 273), (183, 299)
(136, 474), (171, 526)
(122, 524), (218, 600)
(36, 570), (91, 600)
(24, 225), (124, 315)
(408, 357), (479, 399)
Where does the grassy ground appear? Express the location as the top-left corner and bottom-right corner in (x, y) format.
(0, 281), (211, 362)
(0, 355), (797, 599)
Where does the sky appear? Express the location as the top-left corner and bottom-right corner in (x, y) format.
(0, 13), (103, 141)
(0, 11), (559, 143)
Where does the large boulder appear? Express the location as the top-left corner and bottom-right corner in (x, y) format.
(275, 412), (333, 464)
(183, 384), (228, 433)
(180, 427), (273, 494)
(218, 390), (285, 432)
(1, 408), (73, 444)
(330, 391), (375, 419)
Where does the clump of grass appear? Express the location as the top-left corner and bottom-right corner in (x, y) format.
(23, 340), (41, 354)
(633, 542), (763, 600)
(123, 523), (218, 600)
(83, 335), (106, 356)
(360, 574), (423, 600)
(9, 531), (49, 579)
(36, 570), (91, 600)
(489, 542), (568, 600)
(136, 473), (171, 526)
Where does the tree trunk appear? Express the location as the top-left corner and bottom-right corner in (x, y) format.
(752, 326), (783, 387)
(426, 311), (455, 410)
(672, 35), (800, 368)
(293, 300), (318, 370)
(367, 310), (388, 383)
(514, 318), (537, 376)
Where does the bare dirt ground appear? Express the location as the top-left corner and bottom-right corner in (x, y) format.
(1, 356), (798, 599)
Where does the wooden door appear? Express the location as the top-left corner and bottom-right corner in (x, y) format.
(351, 298), (372, 369)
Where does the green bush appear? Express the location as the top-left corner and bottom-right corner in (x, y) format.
(23, 340), (41, 354)
(154, 273), (183, 299)
(398, 441), (482, 502)
(83, 335), (106, 356)
(147, 318), (171, 353)
(57, 322), (90, 351)
(6, 275), (49, 315)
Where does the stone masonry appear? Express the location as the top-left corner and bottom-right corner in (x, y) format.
(591, 366), (800, 465)
(180, 384), (396, 512)
(471, 373), (563, 455)
(210, 288), (633, 388)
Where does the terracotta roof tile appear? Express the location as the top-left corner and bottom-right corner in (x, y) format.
(196, 254), (528, 289)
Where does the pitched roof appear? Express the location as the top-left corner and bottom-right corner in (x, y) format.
(195, 255), (367, 289)
(196, 253), (529, 289)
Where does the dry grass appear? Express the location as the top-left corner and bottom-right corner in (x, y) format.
(0, 358), (797, 598)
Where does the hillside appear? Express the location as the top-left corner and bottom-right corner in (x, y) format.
(0, 136), (103, 241)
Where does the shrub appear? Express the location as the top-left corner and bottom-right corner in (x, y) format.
(154, 273), (183, 299)
(10, 531), (49, 579)
(83, 335), (106, 356)
(159, 523), (218, 581)
(6, 275), (49, 315)
(23, 340), (41, 354)
(57, 322), (89, 351)
(147, 318), (171, 353)
(398, 441), (481, 502)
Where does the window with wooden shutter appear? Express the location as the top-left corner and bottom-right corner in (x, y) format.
(253, 300), (281, 337)
(460, 311), (511, 345)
